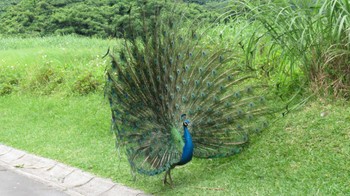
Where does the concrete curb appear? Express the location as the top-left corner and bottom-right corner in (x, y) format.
(0, 144), (146, 196)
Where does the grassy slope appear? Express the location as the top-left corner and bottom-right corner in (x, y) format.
(0, 36), (113, 95)
(0, 94), (349, 195)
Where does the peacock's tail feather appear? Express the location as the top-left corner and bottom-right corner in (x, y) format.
(105, 0), (274, 176)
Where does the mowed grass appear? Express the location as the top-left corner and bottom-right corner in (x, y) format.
(0, 94), (349, 195)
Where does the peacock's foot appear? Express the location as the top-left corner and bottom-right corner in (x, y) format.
(163, 179), (174, 188)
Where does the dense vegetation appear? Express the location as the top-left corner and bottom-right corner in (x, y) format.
(0, 0), (21, 13)
(245, 0), (350, 98)
(0, 0), (224, 38)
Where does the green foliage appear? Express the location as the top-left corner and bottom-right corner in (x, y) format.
(240, 0), (350, 98)
(73, 73), (101, 95)
(0, 75), (19, 95)
(0, 0), (222, 38)
(0, 59), (21, 96)
(0, 0), (114, 37)
(27, 66), (64, 95)
(0, 36), (112, 96)
(0, 0), (21, 13)
(184, 0), (228, 5)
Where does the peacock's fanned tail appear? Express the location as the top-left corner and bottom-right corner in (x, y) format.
(105, 1), (273, 176)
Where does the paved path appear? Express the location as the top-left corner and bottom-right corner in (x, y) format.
(0, 165), (67, 196)
(0, 144), (146, 196)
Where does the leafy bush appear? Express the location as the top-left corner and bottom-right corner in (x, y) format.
(0, 75), (19, 95)
(0, 0), (222, 38)
(27, 66), (64, 95)
(0, 0), (21, 13)
(73, 73), (101, 95)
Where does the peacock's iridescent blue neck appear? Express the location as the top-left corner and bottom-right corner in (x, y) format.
(177, 126), (194, 165)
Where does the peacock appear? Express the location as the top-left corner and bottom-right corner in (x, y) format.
(105, 1), (276, 186)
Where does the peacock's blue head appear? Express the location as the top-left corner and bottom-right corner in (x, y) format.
(183, 119), (190, 127)
(181, 114), (190, 127)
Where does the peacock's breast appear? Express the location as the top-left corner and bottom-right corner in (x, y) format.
(177, 127), (194, 165)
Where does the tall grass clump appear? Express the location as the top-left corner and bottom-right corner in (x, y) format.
(242, 0), (350, 98)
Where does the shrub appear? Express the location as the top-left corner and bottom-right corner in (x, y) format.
(0, 73), (19, 95)
(27, 66), (64, 95)
(73, 73), (101, 95)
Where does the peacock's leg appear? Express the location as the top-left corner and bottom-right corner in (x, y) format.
(163, 169), (174, 187)
(168, 169), (173, 186)
(163, 170), (168, 185)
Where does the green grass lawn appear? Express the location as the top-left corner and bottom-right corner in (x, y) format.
(0, 94), (349, 195)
